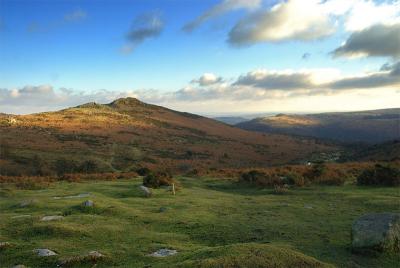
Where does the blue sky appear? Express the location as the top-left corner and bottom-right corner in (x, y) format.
(0, 0), (399, 115)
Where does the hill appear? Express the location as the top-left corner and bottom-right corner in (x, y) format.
(0, 98), (335, 176)
(213, 116), (248, 125)
(237, 108), (400, 143)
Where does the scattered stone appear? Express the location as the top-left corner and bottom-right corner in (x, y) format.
(11, 215), (32, 219)
(149, 248), (178, 257)
(19, 199), (37, 207)
(159, 207), (167, 213)
(34, 248), (57, 256)
(352, 213), (400, 253)
(139, 185), (152, 198)
(0, 241), (11, 249)
(82, 200), (94, 207)
(40, 215), (64, 221)
(53, 193), (90, 200)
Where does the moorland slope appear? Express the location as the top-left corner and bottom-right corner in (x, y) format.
(0, 98), (335, 176)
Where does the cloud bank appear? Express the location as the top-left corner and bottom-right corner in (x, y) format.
(2, 62), (399, 114)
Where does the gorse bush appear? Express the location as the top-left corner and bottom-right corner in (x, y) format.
(282, 172), (306, 187)
(357, 164), (400, 186)
(143, 171), (175, 188)
(239, 170), (281, 187)
(303, 162), (347, 186)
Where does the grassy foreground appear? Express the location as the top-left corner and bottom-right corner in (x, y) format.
(0, 177), (399, 267)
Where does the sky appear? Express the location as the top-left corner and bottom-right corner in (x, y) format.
(0, 0), (399, 115)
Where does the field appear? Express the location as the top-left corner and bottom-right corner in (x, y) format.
(0, 177), (399, 267)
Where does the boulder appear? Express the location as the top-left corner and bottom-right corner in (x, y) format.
(34, 248), (57, 256)
(139, 185), (152, 197)
(40, 215), (64, 221)
(351, 213), (400, 253)
(149, 248), (178, 257)
(82, 200), (94, 207)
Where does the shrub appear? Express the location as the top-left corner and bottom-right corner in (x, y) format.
(54, 158), (79, 175)
(143, 171), (174, 188)
(282, 172), (305, 187)
(239, 170), (281, 187)
(79, 160), (98, 174)
(136, 167), (151, 176)
(357, 164), (400, 186)
(306, 162), (327, 179)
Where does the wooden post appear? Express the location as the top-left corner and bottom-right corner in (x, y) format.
(172, 183), (176, 195)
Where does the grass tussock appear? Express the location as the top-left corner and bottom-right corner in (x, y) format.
(11, 224), (87, 239)
(177, 243), (334, 268)
(58, 252), (108, 267)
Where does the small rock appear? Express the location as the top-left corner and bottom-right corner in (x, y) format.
(149, 248), (178, 257)
(40, 215), (64, 221)
(0, 241), (11, 249)
(19, 199), (37, 207)
(304, 205), (313, 209)
(34, 248), (57, 256)
(12, 265), (27, 268)
(159, 207), (167, 213)
(82, 200), (94, 207)
(139, 185), (152, 197)
(352, 213), (400, 253)
(88, 251), (104, 258)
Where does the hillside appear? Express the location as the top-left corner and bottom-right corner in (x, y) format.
(340, 140), (400, 162)
(237, 109), (400, 143)
(0, 98), (334, 176)
(213, 116), (248, 125)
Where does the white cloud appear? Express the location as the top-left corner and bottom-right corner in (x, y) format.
(342, 0), (400, 32)
(183, 0), (261, 32)
(191, 73), (223, 86)
(122, 11), (164, 54)
(228, 0), (335, 45)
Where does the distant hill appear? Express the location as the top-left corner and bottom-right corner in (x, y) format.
(213, 116), (249, 125)
(0, 98), (335, 176)
(237, 108), (400, 143)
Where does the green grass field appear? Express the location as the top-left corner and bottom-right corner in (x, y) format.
(0, 177), (399, 267)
